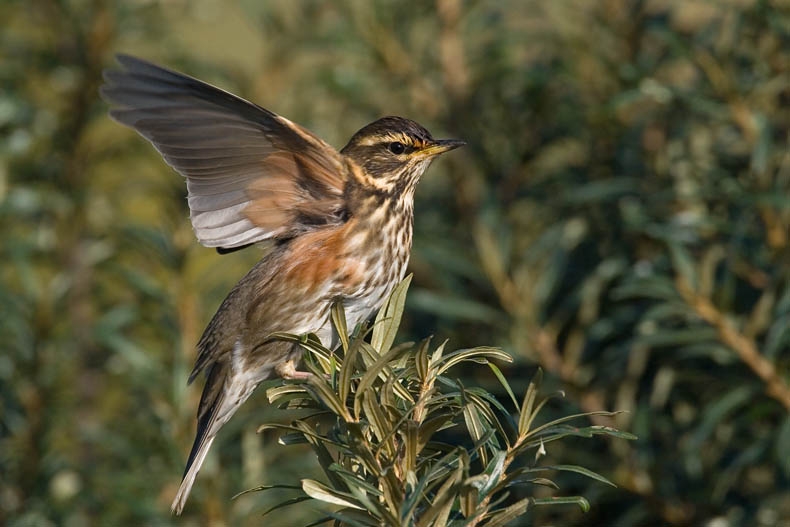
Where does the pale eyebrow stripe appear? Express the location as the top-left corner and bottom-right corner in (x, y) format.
(355, 133), (413, 147)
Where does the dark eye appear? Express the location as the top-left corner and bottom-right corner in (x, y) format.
(388, 142), (406, 155)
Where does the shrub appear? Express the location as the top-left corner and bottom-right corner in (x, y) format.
(240, 277), (634, 525)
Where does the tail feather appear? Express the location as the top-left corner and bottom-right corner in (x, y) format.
(171, 362), (256, 515)
(171, 434), (217, 514)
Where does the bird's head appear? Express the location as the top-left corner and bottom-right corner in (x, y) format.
(341, 116), (464, 195)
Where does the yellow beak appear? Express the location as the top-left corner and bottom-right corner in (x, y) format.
(418, 138), (466, 158)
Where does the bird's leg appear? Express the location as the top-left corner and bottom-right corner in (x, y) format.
(275, 358), (312, 381)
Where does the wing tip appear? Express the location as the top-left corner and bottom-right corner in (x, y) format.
(114, 53), (154, 72)
(216, 243), (254, 255)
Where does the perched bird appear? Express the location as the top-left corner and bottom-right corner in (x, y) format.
(100, 54), (464, 514)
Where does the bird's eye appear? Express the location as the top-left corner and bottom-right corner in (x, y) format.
(388, 142), (406, 155)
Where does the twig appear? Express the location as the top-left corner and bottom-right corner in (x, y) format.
(676, 276), (790, 411)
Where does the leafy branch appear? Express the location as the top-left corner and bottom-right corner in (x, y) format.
(240, 276), (633, 525)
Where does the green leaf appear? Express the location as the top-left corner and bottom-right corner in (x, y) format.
(305, 371), (353, 421)
(371, 274), (412, 354)
(462, 400), (489, 466)
(361, 391), (392, 447)
(338, 337), (360, 406)
(459, 478), (478, 519)
(354, 341), (413, 418)
(415, 336), (432, 382)
(518, 369), (542, 436)
(588, 425), (638, 440)
(302, 479), (364, 510)
(520, 422), (634, 453)
(434, 347), (512, 376)
(526, 478), (559, 489)
(532, 495), (590, 512)
(466, 391), (508, 449)
(277, 432), (310, 445)
(472, 389), (518, 441)
(260, 496), (313, 518)
(523, 411), (621, 442)
(417, 413), (457, 453)
(266, 383), (310, 404)
(399, 462), (430, 525)
(256, 423), (342, 448)
(269, 331), (335, 373)
(331, 300), (350, 352)
(487, 362), (519, 410)
(292, 421), (348, 490)
(431, 339), (449, 366)
(416, 455), (464, 527)
(231, 483), (302, 500)
(479, 450), (507, 498)
(403, 420), (418, 474)
(480, 498), (530, 527)
(541, 464), (617, 487)
(329, 464), (383, 498)
(328, 471), (385, 518)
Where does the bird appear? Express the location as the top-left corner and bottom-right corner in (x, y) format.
(100, 54), (464, 514)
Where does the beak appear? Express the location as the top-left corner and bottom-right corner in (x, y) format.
(419, 138), (466, 158)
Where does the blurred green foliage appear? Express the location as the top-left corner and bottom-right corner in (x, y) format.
(1, 0), (789, 525)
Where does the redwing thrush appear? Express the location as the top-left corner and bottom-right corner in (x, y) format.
(100, 55), (464, 514)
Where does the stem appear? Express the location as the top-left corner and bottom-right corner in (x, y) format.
(676, 276), (790, 410)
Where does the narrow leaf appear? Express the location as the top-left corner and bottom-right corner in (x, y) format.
(479, 450), (507, 498)
(487, 362), (519, 410)
(307, 375), (353, 422)
(260, 496), (313, 518)
(532, 495), (590, 512)
(371, 274), (412, 354)
(354, 341), (413, 417)
(266, 384), (310, 404)
(434, 347), (512, 376)
(480, 498), (530, 527)
(543, 464), (617, 487)
(302, 479), (364, 510)
(518, 369), (542, 436)
(331, 300), (350, 352)
(415, 336), (432, 382)
(231, 483), (302, 500)
(338, 337), (360, 406)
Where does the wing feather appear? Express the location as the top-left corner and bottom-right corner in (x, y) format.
(101, 54), (347, 249)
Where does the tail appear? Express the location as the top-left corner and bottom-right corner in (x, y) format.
(170, 363), (256, 515)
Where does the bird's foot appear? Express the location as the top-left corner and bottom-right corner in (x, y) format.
(275, 359), (312, 381)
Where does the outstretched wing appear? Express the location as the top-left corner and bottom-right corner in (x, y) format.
(100, 54), (347, 250)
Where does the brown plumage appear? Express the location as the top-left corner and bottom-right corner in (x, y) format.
(100, 54), (464, 514)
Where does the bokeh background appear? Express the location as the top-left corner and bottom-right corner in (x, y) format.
(2, 0), (789, 525)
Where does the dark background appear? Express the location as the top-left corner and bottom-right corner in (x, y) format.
(2, 1), (789, 525)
